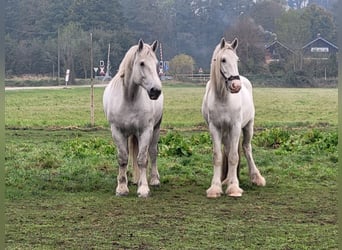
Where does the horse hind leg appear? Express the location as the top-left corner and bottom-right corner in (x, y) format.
(242, 122), (266, 186)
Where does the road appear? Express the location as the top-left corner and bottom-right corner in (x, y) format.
(5, 84), (108, 91)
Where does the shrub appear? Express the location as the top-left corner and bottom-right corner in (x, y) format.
(159, 131), (193, 157)
(284, 70), (314, 87)
(169, 54), (195, 75)
(63, 138), (115, 158)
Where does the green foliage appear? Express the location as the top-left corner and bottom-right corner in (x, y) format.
(302, 4), (336, 41)
(159, 131), (193, 157)
(169, 54), (195, 75)
(254, 128), (291, 149)
(268, 61), (286, 75)
(255, 128), (337, 157)
(159, 131), (212, 157)
(284, 70), (314, 87)
(275, 9), (311, 50)
(63, 137), (115, 158)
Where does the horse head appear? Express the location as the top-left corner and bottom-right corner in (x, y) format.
(214, 37), (241, 94)
(131, 39), (162, 100)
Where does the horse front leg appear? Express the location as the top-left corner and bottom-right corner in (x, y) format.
(242, 121), (266, 186)
(207, 125), (223, 198)
(136, 129), (153, 198)
(111, 126), (129, 196)
(223, 126), (243, 197)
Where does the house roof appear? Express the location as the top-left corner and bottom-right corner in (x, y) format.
(265, 40), (294, 54)
(302, 36), (338, 50)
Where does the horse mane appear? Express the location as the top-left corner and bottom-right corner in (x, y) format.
(209, 41), (235, 97)
(116, 45), (138, 84)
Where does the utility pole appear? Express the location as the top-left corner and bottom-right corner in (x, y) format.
(90, 32), (95, 127)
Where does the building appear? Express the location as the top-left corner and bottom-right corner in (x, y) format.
(302, 34), (338, 60)
(265, 39), (294, 64)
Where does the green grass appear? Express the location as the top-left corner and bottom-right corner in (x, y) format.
(5, 85), (338, 249)
(5, 86), (337, 129)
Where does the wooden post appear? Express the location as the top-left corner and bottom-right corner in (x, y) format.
(90, 32), (94, 127)
(57, 27), (60, 85)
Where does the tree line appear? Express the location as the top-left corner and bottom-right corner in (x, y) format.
(5, 0), (338, 83)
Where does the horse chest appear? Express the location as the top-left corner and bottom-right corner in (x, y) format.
(209, 98), (241, 122)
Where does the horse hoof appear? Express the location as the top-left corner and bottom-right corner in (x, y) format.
(116, 185), (129, 196)
(228, 192), (242, 197)
(206, 186), (222, 198)
(251, 174), (266, 186)
(150, 178), (160, 187)
(226, 185), (243, 197)
(137, 185), (150, 198)
(206, 192), (221, 198)
(138, 192), (150, 198)
(116, 191), (129, 197)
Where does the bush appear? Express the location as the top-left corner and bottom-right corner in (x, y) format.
(169, 54), (195, 75)
(284, 70), (314, 87)
(159, 131), (193, 157)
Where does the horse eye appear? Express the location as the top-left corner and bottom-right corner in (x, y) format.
(222, 58), (226, 63)
(140, 61), (145, 67)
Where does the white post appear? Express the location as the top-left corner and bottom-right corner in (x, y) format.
(324, 67), (327, 80)
(65, 69), (70, 88)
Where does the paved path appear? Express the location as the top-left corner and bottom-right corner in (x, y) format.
(5, 84), (108, 91)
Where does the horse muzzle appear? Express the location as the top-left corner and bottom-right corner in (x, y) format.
(222, 72), (241, 94)
(229, 81), (241, 93)
(148, 87), (162, 100)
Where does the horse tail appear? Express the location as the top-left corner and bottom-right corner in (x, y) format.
(129, 135), (139, 184)
(221, 142), (241, 184)
(221, 149), (228, 183)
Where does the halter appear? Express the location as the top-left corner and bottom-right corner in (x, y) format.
(220, 69), (240, 90)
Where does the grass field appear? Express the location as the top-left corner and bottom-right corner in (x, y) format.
(5, 84), (338, 249)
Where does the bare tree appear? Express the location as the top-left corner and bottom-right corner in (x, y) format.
(224, 15), (265, 73)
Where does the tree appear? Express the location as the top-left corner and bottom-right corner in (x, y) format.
(169, 54), (195, 75)
(302, 4), (336, 41)
(68, 0), (125, 31)
(59, 23), (88, 83)
(249, 0), (285, 36)
(275, 9), (311, 49)
(225, 15), (266, 74)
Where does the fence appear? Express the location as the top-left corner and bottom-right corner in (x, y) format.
(172, 73), (210, 83)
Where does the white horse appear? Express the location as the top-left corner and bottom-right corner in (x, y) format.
(201, 37), (266, 198)
(103, 39), (163, 198)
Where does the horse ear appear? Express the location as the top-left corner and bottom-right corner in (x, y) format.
(231, 38), (238, 50)
(151, 40), (158, 53)
(220, 37), (226, 49)
(138, 39), (144, 52)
